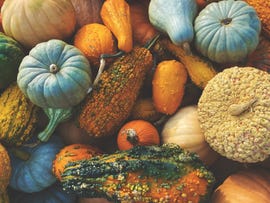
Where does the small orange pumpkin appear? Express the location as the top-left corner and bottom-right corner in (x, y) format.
(52, 144), (102, 180)
(117, 120), (160, 150)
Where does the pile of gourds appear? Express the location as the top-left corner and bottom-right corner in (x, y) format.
(0, 0), (269, 202)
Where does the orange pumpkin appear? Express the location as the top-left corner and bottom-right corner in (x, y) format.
(52, 144), (102, 180)
(117, 120), (160, 150)
(211, 168), (270, 203)
(0, 143), (11, 194)
(73, 23), (117, 68)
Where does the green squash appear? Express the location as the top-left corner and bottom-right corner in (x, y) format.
(194, 0), (261, 63)
(0, 32), (25, 91)
(148, 0), (198, 52)
(17, 39), (92, 109)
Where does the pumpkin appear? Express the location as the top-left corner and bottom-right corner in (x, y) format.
(149, 0), (198, 53)
(8, 135), (64, 193)
(17, 39), (92, 109)
(161, 105), (219, 166)
(117, 119), (160, 150)
(211, 168), (270, 203)
(129, 1), (159, 45)
(0, 32), (25, 91)
(100, 0), (133, 52)
(73, 23), (117, 67)
(52, 143), (102, 180)
(70, 0), (103, 30)
(1, 0), (76, 49)
(0, 143), (11, 194)
(8, 183), (76, 203)
(246, 36), (270, 73)
(194, 0), (261, 64)
(0, 82), (40, 146)
(152, 59), (188, 115)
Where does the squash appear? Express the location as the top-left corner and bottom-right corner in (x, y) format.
(70, 0), (103, 30)
(0, 143), (11, 194)
(246, 36), (270, 73)
(194, 0), (261, 63)
(8, 136), (64, 193)
(78, 197), (112, 203)
(0, 32), (25, 91)
(100, 0), (133, 52)
(117, 119), (160, 150)
(1, 0), (76, 49)
(0, 82), (40, 146)
(152, 59), (188, 115)
(161, 105), (219, 166)
(149, 0), (198, 53)
(17, 39), (92, 109)
(53, 143), (102, 180)
(8, 183), (76, 203)
(0, 191), (9, 203)
(211, 168), (270, 203)
(78, 39), (155, 138)
(61, 143), (215, 202)
(73, 23), (117, 68)
(129, 1), (159, 45)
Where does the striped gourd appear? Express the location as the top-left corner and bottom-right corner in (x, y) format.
(0, 82), (40, 146)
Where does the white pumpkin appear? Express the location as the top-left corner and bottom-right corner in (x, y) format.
(161, 105), (219, 166)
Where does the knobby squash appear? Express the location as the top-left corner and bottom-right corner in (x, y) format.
(152, 59), (187, 115)
(61, 143), (215, 203)
(0, 82), (40, 146)
(100, 0), (133, 52)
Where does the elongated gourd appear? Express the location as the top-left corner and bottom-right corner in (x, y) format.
(78, 45), (154, 137)
(61, 143), (215, 203)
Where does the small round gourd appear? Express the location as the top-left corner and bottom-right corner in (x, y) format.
(194, 0), (261, 63)
(17, 39), (92, 109)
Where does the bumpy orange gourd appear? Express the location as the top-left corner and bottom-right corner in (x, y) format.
(52, 144), (102, 180)
(0, 143), (11, 194)
(152, 59), (187, 115)
(100, 0), (133, 52)
(117, 120), (160, 150)
(74, 23), (117, 67)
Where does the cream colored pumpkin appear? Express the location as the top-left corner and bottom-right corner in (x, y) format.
(1, 0), (76, 49)
(161, 105), (219, 165)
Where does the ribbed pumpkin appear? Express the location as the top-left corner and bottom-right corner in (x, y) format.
(194, 0), (261, 63)
(0, 82), (40, 146)
(0, 143), (11, 194)
(8, 136), (64, 193)
(0, 32), (25, 91)
(17, 39), (92, 109)
(52, 143), (102, 180)
(1, 0), (76, 49)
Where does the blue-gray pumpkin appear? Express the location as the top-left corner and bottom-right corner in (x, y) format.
(194, 0), (261, 64)
(8, 136), (64, 193)
(17, 39), (92, 108)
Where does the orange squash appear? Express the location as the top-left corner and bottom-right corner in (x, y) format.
(129, 1), (159, 45)
(52, 144), (102, 180)
(152, 60), (188, 115)
(100, 0), (133, 52)
(73, 23), (117, 68)
(117, 120), (160, 150)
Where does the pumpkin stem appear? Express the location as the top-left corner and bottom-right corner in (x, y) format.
(182, 42), (192, 56)
(126, 129), (139, 145)
(49, 64), (59, 73)
(38, 107), (73, 142)
(228, 98), (257, 116)
(154, 115), (169, 127)
(144, 34), (160, 50)
(221, 18), (232, 26)
(92, 57), (106, 87)
(100, 50), (125, 59)
(10, 148), (31, 161)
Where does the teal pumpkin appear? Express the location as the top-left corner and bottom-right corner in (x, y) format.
(148, 0), (198, 52)
(0, 32), (25, 91)
(8, 136), (64, 193)
(8, 183), (76, 203)
(17, 39), (92, 109)
(194, 0), (261, 63)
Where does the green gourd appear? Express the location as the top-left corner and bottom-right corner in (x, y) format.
(148, 0), (198, 52)
(194, 0), (261, 63)
(0, 32), (25, 91)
